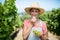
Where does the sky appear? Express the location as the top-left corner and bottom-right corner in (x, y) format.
(0, 0), (60, 13)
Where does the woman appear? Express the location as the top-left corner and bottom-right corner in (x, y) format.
(23, 3), (48, 40)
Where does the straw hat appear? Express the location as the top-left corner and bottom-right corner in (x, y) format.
(25, 3), (45, 15)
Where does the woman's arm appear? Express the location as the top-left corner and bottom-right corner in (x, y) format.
(23, 22), (32, 40)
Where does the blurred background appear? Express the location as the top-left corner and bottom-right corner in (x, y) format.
(0, 0), (60, 40)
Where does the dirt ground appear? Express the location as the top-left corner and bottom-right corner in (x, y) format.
(48, 32), (60, 40)
(13, 30), (60, 40)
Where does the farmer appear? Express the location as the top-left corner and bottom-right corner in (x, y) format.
(23, 3), (48, 40)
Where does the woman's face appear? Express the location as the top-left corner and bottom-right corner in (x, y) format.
(30, 8), (40, 18)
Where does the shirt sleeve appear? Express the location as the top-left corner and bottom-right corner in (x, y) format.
(23, 19), (31, 28)
(42, 22), (47, 35)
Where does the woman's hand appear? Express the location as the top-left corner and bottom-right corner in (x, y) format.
(31, 16), (37, 23)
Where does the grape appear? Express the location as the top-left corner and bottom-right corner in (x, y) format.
(33, 30), (41, 36)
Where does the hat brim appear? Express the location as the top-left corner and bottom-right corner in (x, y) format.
(25, 7), (45, 15)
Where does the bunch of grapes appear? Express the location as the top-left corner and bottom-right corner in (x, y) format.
(33, 30), (42, 36)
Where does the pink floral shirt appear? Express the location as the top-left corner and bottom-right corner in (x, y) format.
(23, 19), (47, 35)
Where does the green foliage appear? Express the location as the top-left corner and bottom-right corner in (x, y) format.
(20, 14), (31, 21)
(0, 0), (22, 40)
(39, 8), (60, 36)
(15, 15), (23, 28)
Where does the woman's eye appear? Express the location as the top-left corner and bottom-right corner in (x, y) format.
(35, 11), (38, 12)
(31, 11), (34, 12)
(35, 11), (39, 13)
